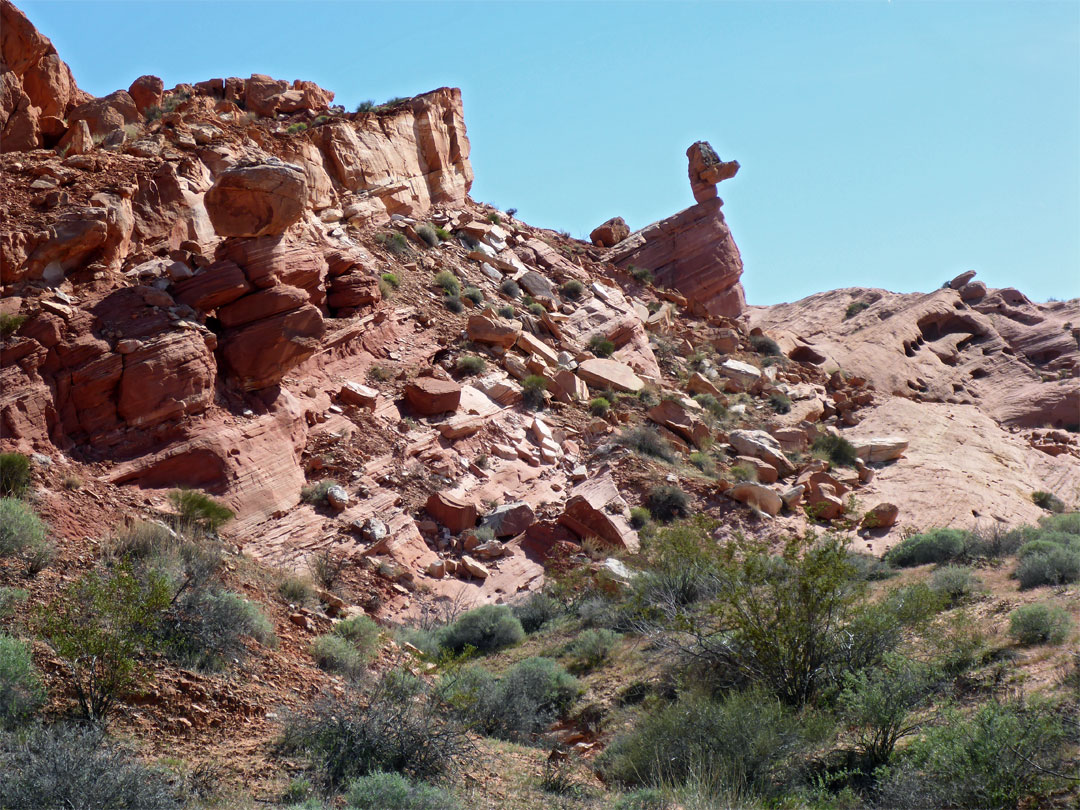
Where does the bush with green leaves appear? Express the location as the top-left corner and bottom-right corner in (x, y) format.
(345, 772), (459, 810)
(312, 634), (368, 678)
(612, 789), (669, 810)
(280, 674), (467, 792)
(588, 334), (615, 358)
(382, 271), (400, 288)
(286, 122), (308, 134)
(521, 375), (548, 410)
(0, 498), (46, 557)
(0, 724), (182, 810)
(1008, 603), (1073, 645)
(356, 100), (375, 112)
(165, 589), (276, 671)
(375, 231), (412, 256)
(629, 506), (650, 530)
(443, 295), (464, 314)
(810, 433), (859, 467)
(0, 586), (27, 620)
(748, 334), (781, 356)
(1031, 490), (1065, 512)
(527, 302), (546, 317)
(496, 304), (515, 319)
(1015, 543), (1079, 589)
(617, 427), (675, 463)
(416, 224), (440, 248)
(875, 699), (1069, 810)
(500, 278), (521, 299)
(302, 480), (334, 505)
(597, 689), (803, 795)
(687, 451), (715, 475)
(280, 575), (315, 605)
(768, 392), (792, 414)
(511, 592), (561, 633)
(334, 614), (381, 656)
(589, 396), (611, 417)
(0, 635), (44, 730)
(462, 286), (483, 305)
(628, 265), (653, 284)
(561, 280), (585, 300)
(456, 355), (486, 376)
(38, 565), (171, 721)
(437, 657), (580, 741)
(566, 628), (619, 673)
(0, 313), (27, 338)
(844, 300), (871, 319)
(692, 392), (727, 420)
(645, 486), (689, 523)
(438, 604), (523, 654)
(885, 528), (970, 567)
(434, 274), (461, 301)
(0, 453), (31, 497)
(929, 565), (980, 606)
(167, 489), (233, 533)
(846, 551), (894, 582)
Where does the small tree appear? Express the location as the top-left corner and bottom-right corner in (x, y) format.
(38, 565), (170, 722)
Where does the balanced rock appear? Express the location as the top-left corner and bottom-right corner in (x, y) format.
(590, 216), (630, 248)
(204, 162), (308, 238)
(404, 377), (461, 416)
(686, 140), (740, 204)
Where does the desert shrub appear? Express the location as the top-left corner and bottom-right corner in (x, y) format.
(20, 537), (53, 577)
(0, 312), (28, 337)
(617, 427), (675, 463)
(500, 278), (521, 298)
(38, 565), (170, 721)
(876, 699), (1068, 810)
(729, 462), (757, 482)
(561, 280), (585, 300)
(167, 489), (233, 533)
(375, 231), (411, 256)
(280, 575), (315, 605)
(749, 334), (781, 355)
(1032, 490), (1065, 512)
(0, 453), (31, 497)
(0, 635), (44, 730)
(1038, 511), (1080, 534)
(612, 789), (669, 810)
(629, 507), (651, 530)
(378, 279), (395, 299)
(589, 396), (611, 417)
(312, 635), (367, 678)
(437, 657), (579, 741)
(692, 392), (727, 420)
(597, 689), (802, 794)
(1017, 539), (1067, 559)
(1008, 603), (1073, 645)
(433, 270), (459, 295)
(521, 375), (548, 410)
(345, 772), (459, 810)
(416, 224), (440, 248)
(161, 589), (276, 672)
(885, 528), (969, 567)
(0, 587), (27, 620)
(511, 592), (562, 633)
(496, 304), (515, 319)
(0, 724), (182, 810)
(0, 499), (46, 559)
(637, 387), (660, 407)
(438, 604), (523, 654)
(844, 301), (870, 319)
(286, 122), (308, 134)
(443, 295), (463, 314)
(566, 628), (619, 673)
(381, 272), (401, 289)
(394, 626), (442, 658)
(301, 479), (334, 505)
(846, 552), (894, 581)
(645, 486), (689, 523)
(880, 582), (947, 626)
(628, 265), (653, 284)
(588, 334), (615, 358)
(688, 451), (715, 475)
(929, 565), (980, 605)
(769, 392), (792, 414)
(369, 365), (394, 382)
(1015, 545), (1080, 589)
(456, 355), (486, 376)
(811, 433), (859, 467)
(486, 212), (501, 224)
(279, 675), (467, 791)
(527, 302), (546, 317)
(334, 615), (381, 657)
(356, 100), (375, 112)
(462, 286), (483, 305)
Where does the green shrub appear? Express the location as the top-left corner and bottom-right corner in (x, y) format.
(846, 552), (894, 582)
(929, 565), (980, 605)
(381, 272), (401, 289)
(749, 334), (781, 356)
(589, 397), (611, 417)
(1017, 539), (1067, 559)
(811, 433), (859, 467)
(312, 634), (367, 678)
(356, 100), (376, 113)
(21, 536), (53, 577)
(167, 489), (233, 533)
(375, 231), (412, 256)
(456, 355), (486, 376)
(1008, 603), (1073, 645)
(161, 589), (277, 672)
(0, 724), (182, 810)
(688, 451), (714, 475)
(496, 304), (515, 319)
(881, 582), (947, 626)
(596, 689), (802, 793)
(617, 427), (675, 463)
(279, 575), (315, 605)
(439, 604), (523, 654)
(561, 280), (585, 300)
(524, 302), (543, 317)
(0, 498), (46, 557)
(38, 565), (171, 721)
(1038, 511), (1080, 534)
(462, 286), (483, 305)
(379, 279), (395, 299)
(345, 772), (459, 810)
(0, 313), (27, 337)
(629, 507), (650, 530)
(768, 392), (792, 413)
(369, 365), (394, 382)
(692, 392), (727, 420)
(511, 592), (561, 633)
(334, 615), (381, 658)
(301, 480), (334, 504)
(500, 278), (521, 298)
(433, 271), (460, 297)
(645, 486), (689, 523)
(0, 635), (44, 730)
(0, 453), (31, 497)
(286, 122), (308, 134)
(885, 528), (969, 567)
(589, 334), (615, 358)
(844, 301), (870, 319)
(416, 224), (440, 248)
(566, 628), (619, 673)
(0, 587), (27, 620)
(1015, 545), (1080, 589)
(486, 212), (501, 224)
(612, 789), (669, 810)
(521, 375), (548, 410)
(434, 226), (451, 241)
(443, 295), (464, 314)
(1031, 490), (1065, 512)
(628, 265), (653, 284)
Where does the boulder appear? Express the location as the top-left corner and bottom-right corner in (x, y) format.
(729, 429), (794, 476)
(729, 482), (782, 516)
(959, 281), (987, 301)
(687, 372), (724, 399)
(589, 216), (630, 247)
(425, 491), (478, 533)
(648, 399), (710, 447)
(480, 501), (536, 537)
(850, 437), (908, 463)
(327, 274), (380, 309)
(128, 75), (163, 114)
(404, 377), (461, 416)
(949, 270), (976, 290)
(558, 473), (639, 552)
(472, 540), (505, 559)
(576, 358), (645, 394)
(339, 381), (378, 409)
(516, 331), (559, 366)
(217, 285), (308, 328)
(203, 162), (308, 238)
(596, 557), (637, 593)
(734, 455), (778, 484)
(55, 119), (92, 156)
(718, 358), (762, 392)
(459, 555), (489, 580)
(861, 502), (899, 530)
(67, 90), (139, 138)
(467, 311), (521, 349)
(780, 485), (805, 511)
(686, 140), (740, 203)
(326, 485), (350, 512)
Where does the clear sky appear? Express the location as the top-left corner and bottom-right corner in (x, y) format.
(20, 0), (1080, 305)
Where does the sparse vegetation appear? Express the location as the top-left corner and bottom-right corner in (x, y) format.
(0, 635), (44, 730)
(456, 355), (486, 375)
(589, 396), (611, 417)
(521, 375), (548, 410)
(629, 506), (651, 529)
(279, 575), (315, 605)
(748, 334), (781, 355)
(565, 628), (619, 673)
(0, 313), (27, 338)
(0, 453), (31, 497)
(500, 278), (521, 299)
(645, 485), (689, 523)
(768, 391), (792, 413)
(438, 604), (523, 654)
(167, 489), (234, 533)
(496, 304), (515, 319)
(286, 122), (308, 134)
(688, 451), (715, 475)
(628, 265), (653, 284)
(355, 100), (375, 113)
(561, 279), (585, 300)
(886, 528), (969, 567)
(511, 592), (562, 634)
(375, 231), (412, 257)
(301, 479), (335, 505)
(345, 772), (460, 810)
(617, 426), (675, 463)
(811, 433), (859, 467)
(1008, 603), (1072, 645)
(311, 634), (368, 678)
(1032, 489), (1065, 512)
(443, 295), (463, 314)
(416, 224), (440, 247)
(433, 270), (460, 297)
(845, 300), (871, 319)
(589, 334), (615, 358)
(486, 212), (501, 224)
(0, 498), (46, 558)
(462, 286), (483, 305)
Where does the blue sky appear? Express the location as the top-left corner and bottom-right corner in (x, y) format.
(21, 0), (1079, 305)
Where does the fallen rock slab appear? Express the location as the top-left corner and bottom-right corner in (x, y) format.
(558, 473), (639, 552)
(729, 482), (782, 516)
(425, 491), (478, 533)
(729, 429), (794, 476)
(576, 358), (645, 394)
(851, 437), (909, 463)
(405, 377), (461, 416)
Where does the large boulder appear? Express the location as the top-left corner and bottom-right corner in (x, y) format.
(576, 358), (645, 394)
(404, 377), (461, 416)
(468, 311), (521, 349)
(426, 491), (478, 533)
(127, 75), (164, 114)
(558, 473), (639, 552)
(729, 482), (782, 516)
(850, 437), (909, 463)
(203, 162), (308, 238)
(590, 216), (630, 248)
(648, 399), (710, 447)
(67, 90), (140, 138)
(729, 429), (794, 476)
(480, 501), (536, 538)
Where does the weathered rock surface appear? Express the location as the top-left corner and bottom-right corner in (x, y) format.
(426, 491), (478, 533)
(576, 358), (645, 393)
(589, 216), (630, 247)
(729, 429), (794, 476)
(204, 162), (308, 238)
(405, 377), (461, 416)
(729, 482), (782, 516)
(558, 473), (640, 552)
